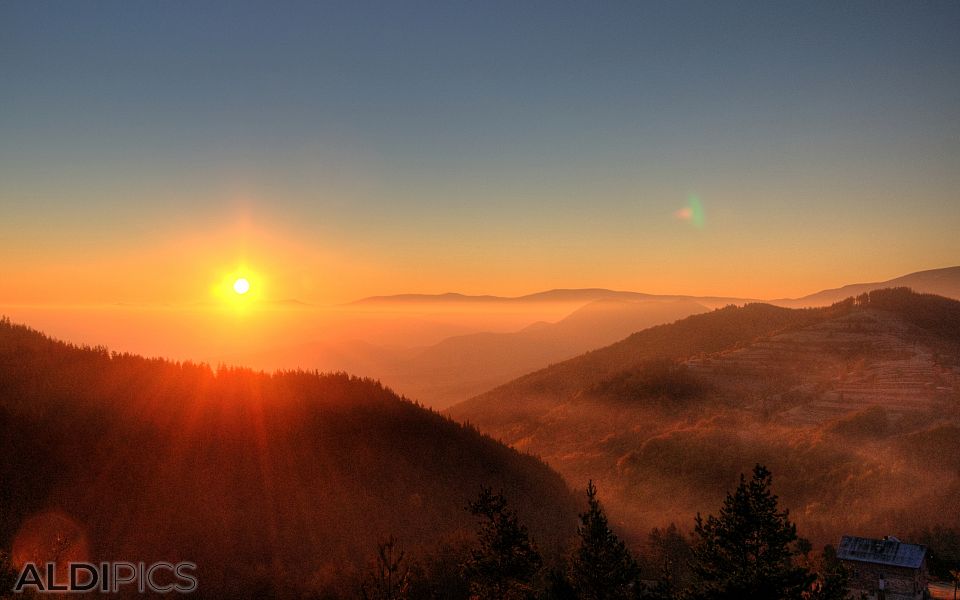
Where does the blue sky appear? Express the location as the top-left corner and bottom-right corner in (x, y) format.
(2, 1), (958, 302)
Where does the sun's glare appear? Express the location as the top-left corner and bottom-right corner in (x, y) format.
(211, 266), (263, 310)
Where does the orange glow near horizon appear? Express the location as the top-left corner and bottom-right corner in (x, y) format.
(0, 211), (954, 309)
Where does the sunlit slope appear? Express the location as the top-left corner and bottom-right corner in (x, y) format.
(448, 288), (960, 543)
(0, 320), (578, 598)
(448, 300), (838, 429)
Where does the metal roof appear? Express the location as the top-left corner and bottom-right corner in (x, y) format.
(837, 536), (927, 569)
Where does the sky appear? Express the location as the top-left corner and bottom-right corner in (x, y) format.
(2, 1), (959, 305)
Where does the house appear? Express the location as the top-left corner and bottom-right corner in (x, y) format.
(837, 535), (929, 600)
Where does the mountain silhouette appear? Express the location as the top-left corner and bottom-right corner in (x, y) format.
(382, 299), (708, 407)
(351, 266), (960, 309)
(351, 288), (752, 308)
(0, 318), (578, 598)
(774, 265), (960, 306)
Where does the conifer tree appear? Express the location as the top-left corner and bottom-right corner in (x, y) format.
(570, 480), (641, 600)
(462, 486), (542, 600)
(690, 464), (814, 600)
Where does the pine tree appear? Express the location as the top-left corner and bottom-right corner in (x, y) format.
(570, 480), (641, 600)
(690, 464), (814, 600)
(462, 486), (543, 600)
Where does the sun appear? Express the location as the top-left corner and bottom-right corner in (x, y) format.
(233, 277), (250, 295)
(212, 267), (262, 310)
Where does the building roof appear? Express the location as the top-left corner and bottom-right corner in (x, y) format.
(837, 536), (927, 569)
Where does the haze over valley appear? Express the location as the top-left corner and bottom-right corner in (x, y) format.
(4, 267), (959, 410)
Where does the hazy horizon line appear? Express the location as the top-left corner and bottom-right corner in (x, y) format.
(2, 263), (957, 311)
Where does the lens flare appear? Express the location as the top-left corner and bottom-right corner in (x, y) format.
(12, 511), (90, 581)
(675, 194), (706, 229)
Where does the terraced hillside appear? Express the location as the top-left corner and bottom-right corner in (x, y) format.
(685, 309), (960, 426)
(449, 288), (960, 546)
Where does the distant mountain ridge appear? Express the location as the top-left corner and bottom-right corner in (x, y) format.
(773, 266), (960, 307)
(383, 298), (709, 407)
(352, 288), (754, 308)
(351, 266), (960, 308)
(304, 267), (960, 407)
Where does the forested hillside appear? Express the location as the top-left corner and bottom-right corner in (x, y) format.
(0, 319), (578, 598)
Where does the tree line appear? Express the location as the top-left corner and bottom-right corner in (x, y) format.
(360, 465), (854, 600)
